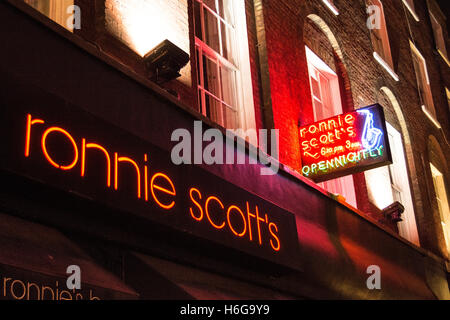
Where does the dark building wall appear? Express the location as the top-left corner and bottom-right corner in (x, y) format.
(1, 0), (450, 299)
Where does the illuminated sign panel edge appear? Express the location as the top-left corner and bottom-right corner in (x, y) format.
(299, 104), (392, 182)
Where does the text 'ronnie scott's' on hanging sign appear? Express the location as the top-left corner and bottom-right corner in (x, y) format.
(299, 104), (392, 182)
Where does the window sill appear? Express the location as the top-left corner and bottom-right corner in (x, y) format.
(437, 49), (450, 68)
(373, 52), (400, 81)
(422, 105), (441, 129)
(402, 0), (420, 22)
(322, 0), (339, 16)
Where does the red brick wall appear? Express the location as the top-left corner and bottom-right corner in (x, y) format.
(258, 1), (307, 170)
(258, 0), (450, 257)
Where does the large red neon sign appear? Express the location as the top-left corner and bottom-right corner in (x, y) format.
(299, 104), (392, 182)
(23, 114), (282, 253)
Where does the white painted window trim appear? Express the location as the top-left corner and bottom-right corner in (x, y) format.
(410, 41), (439, 124)
(430, 163), (450, 256)
(373, 51), (400, 81)
(368, 0), (398, 81)
(410, 41), (430, 84)
(322, 0), (339, 16)
(386, 122), (420, 246)
(402, 0), (420, 22)
(305, 46), (357, 208)
(437, 49), (450, 68)
(422, 105), (441, 129)
(233, 0), (257, 132)
(429, 11), (450, 67)
(194, 0), (256, 132)
(446, 87), (450, 112)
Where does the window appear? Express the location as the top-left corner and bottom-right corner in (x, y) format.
(402, 0), (419, 21)
(364, 123), (419, 245)
(430, 163), (450, 256)
(306, 46), (357, 208)
(386, 123), (420, 245)
(429, 11), (449, 66)
(367, 0), (399, 81)
(446, 87), (450, 111)
(23, 0), (74, 32)
(410, 41), (439, 126)
(194, 0), (255, 130)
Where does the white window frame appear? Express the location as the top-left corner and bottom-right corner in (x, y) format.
(322, 0), (339, 16)
(429, 11), (450, 67)
(409, 41), (440, 128)
(194, 0), (256, 131)
(305, 46), (357, 208)
(368, 0), (399, 81)
(446, 87), (450, 112)
(430, 163), (450, 256)
(364, 123), (420, 245)
(386, 123), (420, 245)
(402, 0), (420, 22)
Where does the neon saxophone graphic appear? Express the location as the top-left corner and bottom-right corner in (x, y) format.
(357, 109), (382, 151)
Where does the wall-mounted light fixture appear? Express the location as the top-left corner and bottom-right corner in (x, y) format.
(381, 201), (404, 223)
(143, 39), (189, 84)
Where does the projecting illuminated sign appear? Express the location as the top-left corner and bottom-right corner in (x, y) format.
(299, 104), (392, 182)
(0, 96), (301, 271)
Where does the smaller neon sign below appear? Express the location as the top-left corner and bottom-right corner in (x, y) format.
(299, 104), (392, 182)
